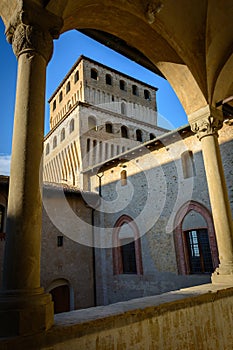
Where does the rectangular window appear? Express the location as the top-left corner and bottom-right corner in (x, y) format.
(185, 229), (213, 273)
(120, 240), (137, 274)
(57, 236), (63, 247)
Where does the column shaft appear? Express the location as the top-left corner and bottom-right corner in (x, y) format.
(201, 134), (233, 272)
(3, 52), (46, 290)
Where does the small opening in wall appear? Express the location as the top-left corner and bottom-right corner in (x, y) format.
(57, 236), (63, 247)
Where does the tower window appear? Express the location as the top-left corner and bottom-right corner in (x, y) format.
(150, 133), (155, 140)
(120, 80), (126, 91)
(74, 71), (79, 83)
(132, 85), (138, 96)
(53, 100), (56, 111)
(59, 91), (63, 102)
(45, 143), (50, 155)
(106, 74), (112, 85)
(121, 102), (127, 115)
(69, 119), (74, 133)
(66, 81), (71, 94)
(106, 123), (113, 133)
(88, 116), (97, 131)
(91, 68), (98, 80)
(53, 136), (57, 149)
(121, 125), (128, 138)
(144, 89), (151, 100)
(60, 128), (65, 142)
(136, 129), (142, 142)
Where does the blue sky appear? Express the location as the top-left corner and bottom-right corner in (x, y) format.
(0, 18), (187, 175)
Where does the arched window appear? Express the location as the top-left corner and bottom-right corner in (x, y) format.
(74, 70), (79, 83)
(174, 201), (219, 275)
(181, 150), (196, 179)
(59, 91), (63, 102)
(120, 80), (126, 91)
(121, 170), (127, 186)
(121, 102), (127, 115)
(87, 138), (90, 153)
(144, 89), (151, 100)
(132, 84), (138, 96)
(45, 143), (50, 155)
(53, 100), (56, 111)
(111, 144), (114, 158)
(0, 205), (5, 232)
(112, 215), (143, 275)
(66, 81), (71, 94)
(69, 119), (74, 133)
(136, 129), (142, 142)
(53, 136), (57, 149)
(88, 116), (97, 131)
(106, 123), (113, 133)
(106, 74), (112, 85)
(60, 128), (65, 142)
(91, 68), (98, 80)
(150, 133), (155, 140)
(121, 125), (128, 138)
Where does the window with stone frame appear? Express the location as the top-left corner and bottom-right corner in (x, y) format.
(181, 150), (196, 178)
(60, 128), (65, 142)
(120, 80), (126, 91)
(144, 89), (151, 100)
(66, 81), (71, 94)
(45, 143), (50, 155)
(106, 123), (113, 133)
(112, 216), (143, 275)
(132, 84), (139, 96)
(53, 136), (57, 149)
(106, 74), (112, 85)
(136, 129), (142, 142)
(74, 70), (79, 83)
(59, 91), (63, 102)
(69, 119), (74, 133)
(121, 125), (128, 138)
(91, 68), (98, 80)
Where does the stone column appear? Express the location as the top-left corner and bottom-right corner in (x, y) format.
(0, 8), (62, 336)
(190, 105), (233, 284)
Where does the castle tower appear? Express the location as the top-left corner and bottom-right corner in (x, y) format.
(43, 56), (167, 188)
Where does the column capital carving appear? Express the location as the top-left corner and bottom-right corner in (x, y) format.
(5, 3), (63, 62)
(189, 105), (223, 140)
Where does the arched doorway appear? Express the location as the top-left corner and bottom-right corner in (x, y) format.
(47, 279), (74, 314)
(174, 201), (219, 275)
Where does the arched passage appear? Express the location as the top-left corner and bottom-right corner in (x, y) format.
(173, 201), (219, 275)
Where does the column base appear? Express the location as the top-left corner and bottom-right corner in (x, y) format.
(0, 288), (54, 337)
(212, 267), (233, 285)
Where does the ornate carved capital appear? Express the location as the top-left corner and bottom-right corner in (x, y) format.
(189, 105), (223, 140)
(11, 23), (53, 62)
(5, 3), (63, 63)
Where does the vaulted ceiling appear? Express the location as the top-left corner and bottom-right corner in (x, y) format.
(1, 0), (232, 117)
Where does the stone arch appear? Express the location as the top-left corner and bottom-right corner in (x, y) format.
(173, 200), (219, 275)
(112, 215), (143, 275)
